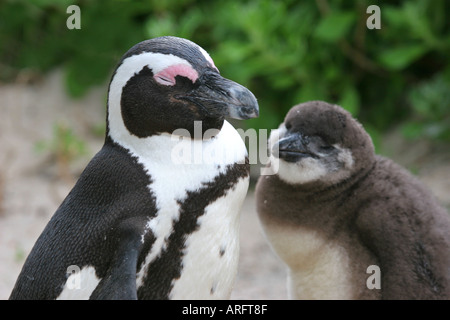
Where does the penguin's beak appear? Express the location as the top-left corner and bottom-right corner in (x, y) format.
(272, 132), (318, 163)
(180, 71), (259, 120)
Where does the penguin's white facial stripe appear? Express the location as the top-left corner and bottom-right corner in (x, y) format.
(115, 51), (196, 87)
(139, 52), (194, 75)
(198, 46), (219, 72)
(153, 63), (199, 86)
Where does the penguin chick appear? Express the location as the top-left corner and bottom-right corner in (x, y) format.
(10, 36), (259, 300)
(256, 100), (450, 300)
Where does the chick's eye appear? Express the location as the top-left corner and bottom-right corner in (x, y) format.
(320, 145), (335, 152)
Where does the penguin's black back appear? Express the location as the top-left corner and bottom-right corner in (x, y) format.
(10, 140), (157, 299)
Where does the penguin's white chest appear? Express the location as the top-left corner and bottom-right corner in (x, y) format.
(169, 177), (248, 298)
(262, 222), (353, 300)
(131, 121), (249, 299)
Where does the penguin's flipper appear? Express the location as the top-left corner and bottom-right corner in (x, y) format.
(90, 218), (144, 300)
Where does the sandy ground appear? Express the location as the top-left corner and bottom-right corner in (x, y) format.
(0, 71), (448, 300)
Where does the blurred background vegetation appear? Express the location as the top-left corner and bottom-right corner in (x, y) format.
(1, 0), (449, 149)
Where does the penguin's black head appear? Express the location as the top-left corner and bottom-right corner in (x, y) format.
(268, 101), (375, 185)
(107, 36), (259, 140)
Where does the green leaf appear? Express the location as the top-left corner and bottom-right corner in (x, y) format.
(338, 85), (360, 116)
(314, 12), (356, 43)
(383, 6), (408, 29)
(64, 54), (112, 97)
(145, 14), (177, 38)
(378, 45), (428, 70)
(408, 73), (450, 119)
(295, 81), (326, 103)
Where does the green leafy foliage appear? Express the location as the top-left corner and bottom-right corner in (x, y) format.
(314, 11), (356, 42)
(378, 45), (428, 71)
(1, 0), (449, 144)
(403, 73), (450, 140)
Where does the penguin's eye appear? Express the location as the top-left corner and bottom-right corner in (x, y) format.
(320, 145), (335, 152)
(153, 64), (199, 86)
(154, 75), (176, 86)
(285, 122), (292, 130)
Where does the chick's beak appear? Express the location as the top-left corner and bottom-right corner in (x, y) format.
(272, 132), (317, 162)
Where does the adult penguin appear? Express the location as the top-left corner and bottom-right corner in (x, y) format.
(10, 36), (259, 300)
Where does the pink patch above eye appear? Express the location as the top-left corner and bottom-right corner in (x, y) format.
(154, 64), (199, 86)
